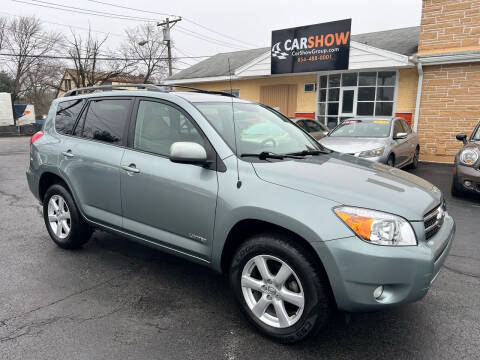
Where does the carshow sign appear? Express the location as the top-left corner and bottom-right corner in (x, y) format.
(271, 19), (351, 74)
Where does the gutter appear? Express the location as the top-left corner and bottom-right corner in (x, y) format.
(410, 55), (423, 133)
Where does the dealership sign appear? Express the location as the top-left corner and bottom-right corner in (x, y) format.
(271, 19), (351, 74)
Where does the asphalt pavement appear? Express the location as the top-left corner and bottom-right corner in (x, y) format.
(0, 136), (479, 360)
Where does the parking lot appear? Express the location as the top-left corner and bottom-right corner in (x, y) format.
(0, 136), (479, 360)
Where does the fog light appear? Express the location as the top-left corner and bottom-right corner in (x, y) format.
(373, 285), (384, 299)
(465, 180), (472, 187)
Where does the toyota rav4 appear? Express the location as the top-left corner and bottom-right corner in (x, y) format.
(27, 85), (454, 343)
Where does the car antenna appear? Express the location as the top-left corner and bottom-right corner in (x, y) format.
(228, 57), (242, 189)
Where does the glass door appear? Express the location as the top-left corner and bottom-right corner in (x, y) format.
(340, 87), (357, 119)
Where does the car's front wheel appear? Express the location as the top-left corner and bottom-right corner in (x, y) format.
(43, 184), (92, 249)
(229, 233), (332, 343)
(410, 147), (420, 169)
(387, 154), (395, 167)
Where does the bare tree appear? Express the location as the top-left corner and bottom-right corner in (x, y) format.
(5, 16), (61, 109)
(21, 59), (64, 116)
(124, 23), (168, 83)
(0, 17), (7, 50)
(68, 28), (134, 88)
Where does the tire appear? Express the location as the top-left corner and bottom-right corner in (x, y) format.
(387, 154), (395, 167)
(451, 174), (464, 197)
(229, 233), (333, 343)
(409, 147), (420, 169)
(43, 184), (92, 249)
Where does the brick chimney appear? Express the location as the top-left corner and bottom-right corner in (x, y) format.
(419, 0), (480, 54)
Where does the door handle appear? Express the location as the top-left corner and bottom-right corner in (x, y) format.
(121, 164), (140, 173)
(62, 150), (74, 158)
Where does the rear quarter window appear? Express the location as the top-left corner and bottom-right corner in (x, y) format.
(55, 99), (84, 135)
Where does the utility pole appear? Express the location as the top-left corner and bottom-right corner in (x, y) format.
(157, 17), (181, 77)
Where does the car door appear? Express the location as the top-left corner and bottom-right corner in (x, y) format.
(400, 119), (417, 161)
(61, 97), (133, 227)
(120, 98), (218, 260)
(391, 119), (410, 167)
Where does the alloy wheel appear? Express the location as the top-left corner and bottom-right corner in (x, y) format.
(241, 255), (305, 328)
(47, 194), (71, 239)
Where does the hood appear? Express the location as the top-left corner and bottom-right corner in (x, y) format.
(252, 153), (442, 221)
(319, 136), (387, 154)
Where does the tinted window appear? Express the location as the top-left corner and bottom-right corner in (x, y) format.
(296, 120), (308, 131)
(134, 100), (204, 156)
(305, 120), (323, 132)
(55, 99), (84, 135)
(82, 99), (131, 144)
(400, 119), (412, 133)
(393, 120), (403, 137)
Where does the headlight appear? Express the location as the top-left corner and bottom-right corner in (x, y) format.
(334, 206), (417, 246)
(358, 147), (385, 158)
(460, 149), (478, 166)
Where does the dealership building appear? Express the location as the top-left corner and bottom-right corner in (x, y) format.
(165, 0), (480, 163)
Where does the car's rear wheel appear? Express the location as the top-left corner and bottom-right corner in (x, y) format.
(451, 174), (464, 197)
(229, 233), (332, 343)
(43, 184), (92, 249)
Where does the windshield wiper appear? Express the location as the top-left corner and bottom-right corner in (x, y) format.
(285, 149), (332, 156)
(240, 152), (304, 160)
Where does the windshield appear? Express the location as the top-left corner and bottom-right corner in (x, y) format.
(472, 125), (480, 141)
(329, 120), (391, 138)
(195, 102), (321, 155)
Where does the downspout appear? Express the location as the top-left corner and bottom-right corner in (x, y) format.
(411, 55), (423, 132)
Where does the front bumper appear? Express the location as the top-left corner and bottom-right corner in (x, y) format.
(456, 164), (480, 193)
(313, 214), (455, 312)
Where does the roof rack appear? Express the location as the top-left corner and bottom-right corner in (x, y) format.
(164, 85), (237, 98)
(63, 83), (237, 98)
(63, 84), (165, 97)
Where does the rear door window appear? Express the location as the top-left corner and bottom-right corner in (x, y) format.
(81, 99), (132, 145)
(55, 99), (84, 135)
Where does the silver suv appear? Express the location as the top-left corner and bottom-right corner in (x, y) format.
(27, 85), (455, 343)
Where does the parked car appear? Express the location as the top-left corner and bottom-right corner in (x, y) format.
(319, 117), (420, 169)
(451, 121), (480, 196)
(27, 85), (454, 343)
(291, 118), (329, 140)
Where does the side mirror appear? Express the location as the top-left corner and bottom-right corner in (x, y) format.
(456, 133), (467, 144)
(169, 142), (207, 164)
(394, 132), (408, 140)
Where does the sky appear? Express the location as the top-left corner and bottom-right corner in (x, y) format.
(1, 0), (422, 72)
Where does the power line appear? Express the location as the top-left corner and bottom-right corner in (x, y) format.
(85, 0), (178, 19)
(84, 0), (260, 48)
(0, 10), (127, 38)
(13, 0), (157, 22)
(0, 52), (210, 61)
(16, 0), (254, 50)
(174, 26), (247, 50)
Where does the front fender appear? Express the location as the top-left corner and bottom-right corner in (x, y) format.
(210, 157), (351, 271)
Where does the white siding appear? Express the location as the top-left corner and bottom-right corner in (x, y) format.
(236, 41), (412, 78)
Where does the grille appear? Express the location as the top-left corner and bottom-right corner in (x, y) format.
(424, 201), (446, 240)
